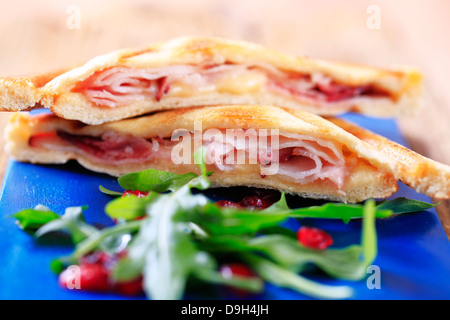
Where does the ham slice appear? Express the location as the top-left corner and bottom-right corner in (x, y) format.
(29, 129), (347, 188)
(75, 64), (388, 108)
(56, 131), (154, 162)
(203, 130), (347, 188)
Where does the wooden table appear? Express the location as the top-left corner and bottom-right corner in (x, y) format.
(1, 0), (449, 237)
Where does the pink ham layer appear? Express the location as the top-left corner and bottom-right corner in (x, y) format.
(74, 64), (387, 107)
(29, 129), (348, 189)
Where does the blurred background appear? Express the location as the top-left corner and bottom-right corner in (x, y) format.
(0, 0), (449, 234)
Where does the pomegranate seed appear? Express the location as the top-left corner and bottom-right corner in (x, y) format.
(220, 263), (256, 279)
(220, 263), (258, 297)
(114, 277), (144, 296)
(122, 190), (149, 198)
(297, 226), (333, 250)
(216, 192), (279, 211)
(216, 200), (243, 208)
(59, 263), (110, 292)
(216, 200), (242, 208)
(238, 195), (273, 210)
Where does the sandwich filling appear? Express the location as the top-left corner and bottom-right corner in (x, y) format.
(74, 64), (390, 108)
(28, 129), (349, 190)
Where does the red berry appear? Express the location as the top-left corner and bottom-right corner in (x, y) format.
(216, 200), (242, 208)
(220, 263), (258, 297)
(220, 263), (256, 279)
(238, 195), (273, 210)
(59, 263), (110, 292)
(113, 277), (143, 296)
(297, 226), (333, 250)
(122, 190), (149, 198)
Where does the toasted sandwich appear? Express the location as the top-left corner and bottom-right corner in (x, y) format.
(6, 105), (448, 203)
(0, 37), (422, 125)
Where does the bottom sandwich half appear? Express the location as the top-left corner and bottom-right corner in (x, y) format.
(5, 105), (450, 203)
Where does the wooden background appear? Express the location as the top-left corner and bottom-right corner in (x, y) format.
(0, 0), (449, 237)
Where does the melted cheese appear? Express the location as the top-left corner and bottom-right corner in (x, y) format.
(166, 71), (267, 97)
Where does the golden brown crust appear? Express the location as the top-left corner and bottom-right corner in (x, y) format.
(0, 68), (68, 112)
(0, 37), (422, 124)
(328, 117), (450, 199)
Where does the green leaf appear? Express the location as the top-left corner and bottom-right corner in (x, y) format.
(193, 268), (263, 293)
(201, 234), (367, 281)
(261, 192), (289, 213)
(140, 194), (198, 300)
(288, 202), (392, 223)
(111, 255), (145, 283)
(193, 147), (208, 177)
(244, 253), (353, 299)
(118, 169), (198, 193)
(377, 197), (437, 214)
(34, 206), (96, 244)
(188, 147), (212, 190)
(17, 164), (413, 301)
(362, 200), (377, 266)
(50, 258), (66, 274)
(200, 207), (290, 236)
(99, 185), (123, 197)
(248, 236), (367, 280)
(59, 220), (142, 267)
(105, 192), (158, 220)
(13, 205), (59, 230)
(258, 225), (297, 239)
(191, 250), (263, 293)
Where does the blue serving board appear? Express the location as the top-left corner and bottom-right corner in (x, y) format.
(0, 113), (449, 300)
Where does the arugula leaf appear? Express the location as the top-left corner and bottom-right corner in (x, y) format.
(247, 236), (367, 280)
(376, 197), (438, 214)
(243, 253), (353, 299)
(361, 199), (377, 266)
(56, 220), (141, 267)
(201, 208), (290, 236)
(111, 254), (145, 283)
(105, 192), (158, 220)
(202, 234), (366, 281)
(134, 188), (199, 300)
(201, 199), (381, 282)
(193, 268), (264, 293)
(188, 147), (212, 190)
(13, 205), (59, 230)
(35, 206), (96, 244)
(112, 154), (212, 296)
(118, 170), (198, 193)
(99, 185), (123, 197)
(288, 202), (392, 223)
(14, 158), (437, 301)
(261, 192), (290, 213)
(193, 147), (208, 177)
(258, 225), (298, 239)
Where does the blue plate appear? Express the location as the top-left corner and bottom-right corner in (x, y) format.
(0, 113), (449, 300)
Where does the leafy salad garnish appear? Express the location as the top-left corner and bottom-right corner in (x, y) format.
(13, 149), (437, 300)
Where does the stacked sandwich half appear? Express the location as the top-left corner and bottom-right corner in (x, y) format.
(1, 37), (449, 203)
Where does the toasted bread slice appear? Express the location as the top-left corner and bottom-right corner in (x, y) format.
(5, 105), (429, 203)
(0, 37), (422, 124)
(328, 117), (450, 199)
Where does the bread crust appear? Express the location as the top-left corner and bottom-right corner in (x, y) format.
(0, 37), (422, 124)
(328, 117), (450, 199)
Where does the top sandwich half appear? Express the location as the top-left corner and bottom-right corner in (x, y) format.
(0, 37), (422, 125)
